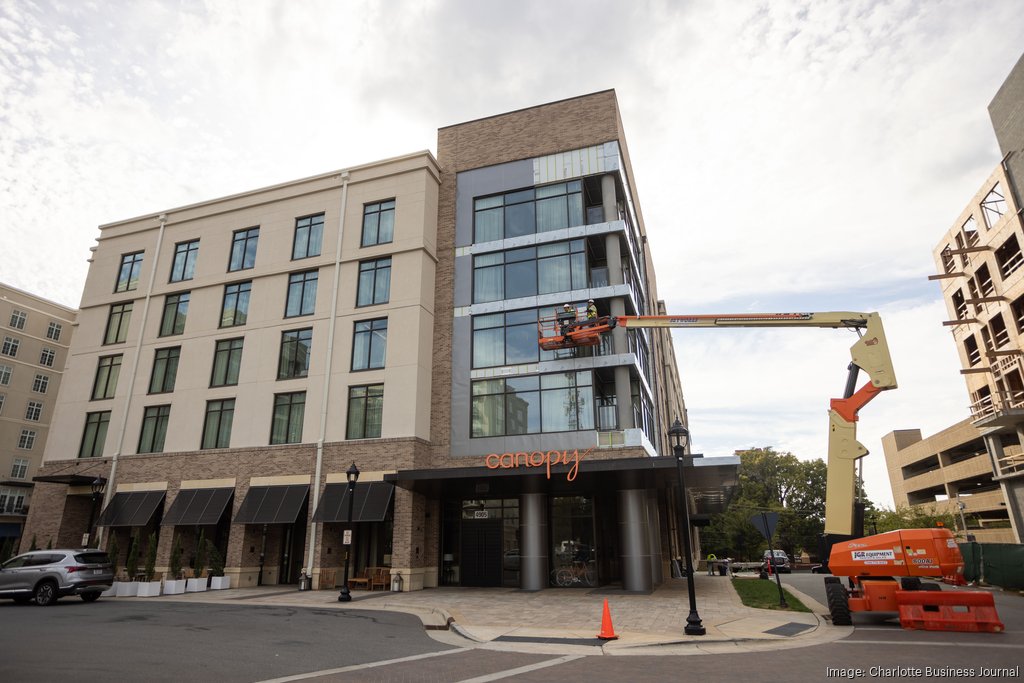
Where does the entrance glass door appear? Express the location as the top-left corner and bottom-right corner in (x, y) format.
(550, 495), (596, 587)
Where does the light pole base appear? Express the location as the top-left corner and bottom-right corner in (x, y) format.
(337, 587), (351, 602)
(684, 611), (706, 636)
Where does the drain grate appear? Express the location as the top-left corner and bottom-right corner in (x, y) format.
(763, 622), (814, 637)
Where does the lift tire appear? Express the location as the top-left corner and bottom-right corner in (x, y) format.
(826, 582), (852, 626)
(900, 577), (921, 591)
(919, 582), (941, 591)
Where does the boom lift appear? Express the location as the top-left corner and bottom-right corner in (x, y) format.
(539, 309), (1004, 632)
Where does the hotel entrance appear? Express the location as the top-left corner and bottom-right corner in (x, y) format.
(445, 498), (520, 587)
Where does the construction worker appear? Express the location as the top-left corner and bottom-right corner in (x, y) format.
(586, 299), (598, 320)
(557, 303), (576, 336)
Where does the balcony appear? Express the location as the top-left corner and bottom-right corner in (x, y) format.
(970, 388), (1024, 426)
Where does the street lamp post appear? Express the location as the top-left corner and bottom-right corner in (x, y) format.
(338, 462), (360, 603)
(669, 418), (705, 636)
(84, 477), (106, 548)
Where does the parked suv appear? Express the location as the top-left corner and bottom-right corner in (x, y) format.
(0, 549), (113, 605)
(761, 549), (792, 573)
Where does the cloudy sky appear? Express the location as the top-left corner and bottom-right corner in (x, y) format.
(3, 0), (1023, 507)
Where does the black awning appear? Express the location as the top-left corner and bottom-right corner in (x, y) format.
(97, 491), (166, 528)
(312, 482), (393, 523)
(33, 474), (107, 486)
(161, 488), (234, 527)
(233, 485), (309, 525)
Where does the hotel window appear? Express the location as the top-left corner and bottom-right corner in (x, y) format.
(471, 371), (594, 437)
(292, 213), (324, 260)
(9, 310), (26, 329)
(352, 319), (387, 371)
(1, 336), (19, 357)
(104, 302), (133, 345)
(474, 181), (584, 242)
(46, 321), (62, 341)
(0, 393), (4, 413)
(116, 251), (144, 292)
(39, 347), (56, 367)
(11, 458), (28, 479)
(25, 400), (42, 421)
(170, 239), (199, 282)
(473, 308), (562, 368)
(148, 347), (179, 394)
(271, 392), (305, 444)
(278, 329), (312, 379)
(346, 384), (383, 439)
(18, 429), (36, 450)
(138, 404), (170, 454)
(285, 270), (318, 317)
(473, 239), (586, 303)
(356, 257), (391, 307)
(32, 373), (49, 394)
(0, 365), (11, 385)
(159, 292), (189, 336)
(981, 183), (1007, 229)
(229, 227), (259, 271)
(93, 355), (123, 399)
(201, 398), (235, 449)
(220, 281), (251, 327)
(211, 338), (243, 387)
(362, 200), (395, 247)
(79, 412), (110, 458)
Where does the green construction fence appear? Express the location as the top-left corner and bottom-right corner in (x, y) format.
(959, 542), (1024, 590)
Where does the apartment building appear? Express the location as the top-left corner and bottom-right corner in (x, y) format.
(22, 92), (736, 591)
(0, 284), (75, 546)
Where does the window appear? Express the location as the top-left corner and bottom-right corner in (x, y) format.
(0, 365), (10, 385)
(10, 458), (28, 479)
(18, 429), (36, 450)
(362, 200), (395, 247)
(1, 336), (19, 357)
(32, 373), (49, 394)
(148, 347), (179, 394)
(271, 392), (305, 444)
(104, 302), (133, 344)
(79, 412), (110, 458)
(46, 322), (62, 341)
(473, 240), (587, 303)
(285, 270), (318, 317)
(116, 251), (144, 292)
(201, 399), (235, 449)
(9, 310), (26, 329)
(25, 401), (42, 421)
(981, 183), (1007, 229)
(278, 329), (312, 379)
(211, 338), (243, 387)
(0, 393), (4, 413)
(92, 355), (122, 400)
(138, 405), (171, 453)
(471, 371), (594, 437)
(474, 181), (584, 242)
(229, 227), (259, 271)
(160, 292), (190, 336)
(473, 308), (557, 368)
(347, 384), (383, 439)
(352, 319), (387, 371)
(292, 213), (324, 260)
(220, 281), (251, 327)
(39, 347), (56, 367)
(170, 240), (199, 282)
(356, 257), (391, 307)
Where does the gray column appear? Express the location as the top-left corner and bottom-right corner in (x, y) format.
(618, 488), (652, 592)
(984, 434), (1007, 476)
(601, 173), (618, 224)
(646, 489), (664, 586)
(520, 492), (548, 591)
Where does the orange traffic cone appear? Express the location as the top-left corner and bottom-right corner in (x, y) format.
(597, 598), (619, 640)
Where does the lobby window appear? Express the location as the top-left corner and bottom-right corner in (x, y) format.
(1, 336), (19, 358)
(93, 355), (123, 400)
(356, 257), (391, 307)
(25, 400), (42, 422)
(170, 239), (199, 282)
(46, 322), (62, 341)
(352, 318), (387, 371)
(292, 213), (324, 260)
(116, 251), (144, 292)
(159, 292), (190, 336)
(981, 183), (1007, 229)
(229, 227), (259, 271)
(138, 404), (171, 454)
(285, 270), (318, 317)
(149, 347), (180, 394)
(471, 371), (594, 438)
(473, 239), (586, 303)
(211, 338), (243, 387)
(474, 180), (583, 242)
(79, 412), (110, 458)
(220, 281), (251, 327)
(278, 329), (312, 379)
(362, 200), (395, 247)
(104, 302), (133, 345)
(0, 364), (11, 385)
(346, 384), (383, 439)
(9, 310), (26, 329)
(18, 429), (36, 450)
(201, 398), (235, 449)
(39, 347), (56, 367)
(31, 374), (49, 394)
(271, 391), (306, 444)
(10, 458), (28, 479)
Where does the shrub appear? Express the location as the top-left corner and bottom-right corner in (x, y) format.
(207, 539), (224, 577)
(170, 535), (182, 580)
(125, 536), (139, 581)
(144, 533), (158, 581)
(108, 535), (120, 578)
(193, 529), (207, 577)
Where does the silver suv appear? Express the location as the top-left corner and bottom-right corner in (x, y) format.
(762, 549), (792, 573)
(0, 549), (113, 605)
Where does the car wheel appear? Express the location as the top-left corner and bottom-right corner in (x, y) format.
(80, 592), (101, 603)
(33, 580), (59, 606)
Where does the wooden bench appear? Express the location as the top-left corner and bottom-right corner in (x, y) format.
(347, 568), (370, 591)
(370, 567), (390, 591)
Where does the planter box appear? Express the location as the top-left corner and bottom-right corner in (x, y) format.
(101, 584), (116, 597)
(136, 581), (162, 597)
(114, 581), (139, 597)
(185, 578), (207, 593)
(163, 579), (187, 595)
(209, 576), (230, 590)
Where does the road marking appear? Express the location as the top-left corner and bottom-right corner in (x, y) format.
(453, 654), (586, 683)
(255, 647), (473, 682)
(838, 639), (1020, 649)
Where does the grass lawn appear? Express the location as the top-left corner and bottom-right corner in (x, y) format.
(730, 576), (811, 612)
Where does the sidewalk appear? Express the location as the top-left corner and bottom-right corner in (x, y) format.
(152, 574), (852, 656)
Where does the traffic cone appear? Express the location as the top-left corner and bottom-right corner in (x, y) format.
(597, 598), (619, 640)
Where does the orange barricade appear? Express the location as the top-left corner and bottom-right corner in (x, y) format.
(896, 590), (1004, 633)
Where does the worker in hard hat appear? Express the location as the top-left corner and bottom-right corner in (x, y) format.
(557, 303), (576, 336)
(586, 299), (598, 320)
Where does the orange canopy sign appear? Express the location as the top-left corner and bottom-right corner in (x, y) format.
(484, 448), (593, 481)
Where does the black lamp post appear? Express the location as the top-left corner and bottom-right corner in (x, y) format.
(669, 418), (705, 636)
(338, 462), (360, 603)
(85, 477), (106, 548)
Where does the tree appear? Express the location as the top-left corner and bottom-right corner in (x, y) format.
(108, 534), (120, 579)
(871, 505), (957, 533)
(206, 539), (224, 578)
(144, 533), (158, 581)
(193, 529), (207, 577)
(125, 535), (139, 581)
(170, 535), (182, 580)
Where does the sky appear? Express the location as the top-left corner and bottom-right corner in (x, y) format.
(2, 0), (1023, 508)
